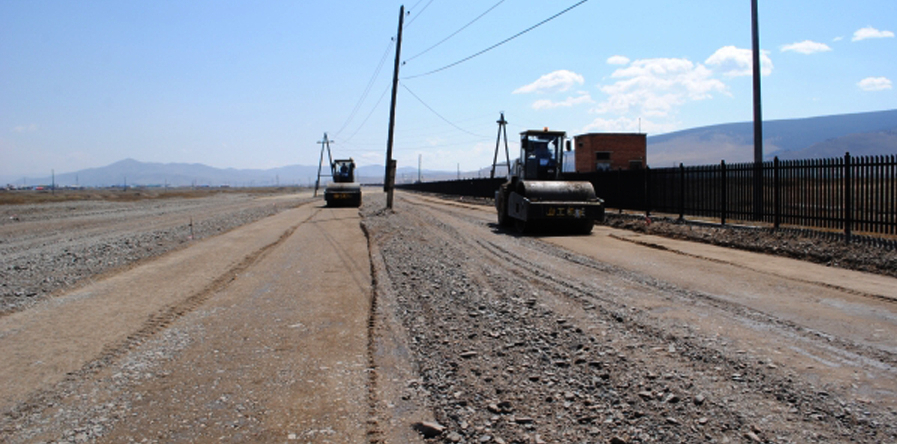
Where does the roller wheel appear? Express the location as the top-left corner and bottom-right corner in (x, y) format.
(574, 219), (594, 235)
(515, 218), (529, 234)
(497, 208), (513, 228)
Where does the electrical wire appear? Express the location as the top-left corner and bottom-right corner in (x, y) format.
(403, 0), (589, 79)
(334, 40), (395, 138)
(403, 0), (436, 30)
(404, 0), (506, 63)
(342, 84), (392, 144)
(401, 83), (489, 138)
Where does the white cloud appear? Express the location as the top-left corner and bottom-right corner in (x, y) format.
(705, 46), (773, 77)
(592, 58), (727, 118)
(582, 116), (676, 134)
(513, 70), (584, 94)
(532, 93), (594, 110)
(607, 55), (630, 65)
(857, 77), (892, 91)
(833, 36), (844, 42)
(852, 26), (894, 42)
(781, 40), (832, 54)
(11, 124), (38, 133)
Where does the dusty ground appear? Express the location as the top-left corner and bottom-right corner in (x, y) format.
(1, 189), (896, 443)
(360, 191), (897, 444)
(0, 191), (313, 314)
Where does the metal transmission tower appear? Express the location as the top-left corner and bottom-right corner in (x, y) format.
(490, 112), (511, 179)
(314, 133), (334, 197)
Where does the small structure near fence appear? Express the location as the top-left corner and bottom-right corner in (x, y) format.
(573, 133), (647, 172)
(399, 152), (896, 242)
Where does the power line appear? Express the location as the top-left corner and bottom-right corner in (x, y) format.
(404, 0), (506, 63)
(342, 84), (392, 144)
(403, 0), (436, 30)
(334, 40), (395, 138)
(401, 82), (489, 138)
(403, 0), (589, 79)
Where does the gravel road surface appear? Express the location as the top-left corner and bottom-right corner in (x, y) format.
(363, 191), (897, 444)
(1, 189), (895, 444)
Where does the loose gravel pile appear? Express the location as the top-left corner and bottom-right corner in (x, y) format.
(0, 193), (311, 314)
(363, 192), (896, 443)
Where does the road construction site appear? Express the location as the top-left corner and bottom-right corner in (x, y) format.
(1, 189), (896, 443)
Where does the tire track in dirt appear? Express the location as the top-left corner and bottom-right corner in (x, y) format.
(1, 209), (317, 426)
(610, 233), (896, 303)
(380, 193), (896, 442)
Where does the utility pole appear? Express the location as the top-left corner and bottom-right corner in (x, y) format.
(384, 5), (404, 210)
(491, 112), (511, 178)
(315, 133), (334, 197)
(751, 0), (764, 221)
(51, 169), (55, 195)
(418, 154), (422, 183)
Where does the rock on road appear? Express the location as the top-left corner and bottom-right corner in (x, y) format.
(1, 189), (896, 443)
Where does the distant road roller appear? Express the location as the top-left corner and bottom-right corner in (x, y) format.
(495, 129), (603, 234)
(325, 158), (362, 207)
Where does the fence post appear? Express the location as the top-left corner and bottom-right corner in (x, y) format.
(679, 163), (685, 221)
(773, 156), (780, 229)
(844, 152), (852, 242)
(720, 160), (727, 225)
(645, 166), (651, 218)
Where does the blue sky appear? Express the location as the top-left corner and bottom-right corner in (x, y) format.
(2, 0), (894, 178)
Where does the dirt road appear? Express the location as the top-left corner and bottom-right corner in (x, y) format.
(1, 195), (373, 443)
(363, 191), (897, 443)
(2, 189), (896, 443)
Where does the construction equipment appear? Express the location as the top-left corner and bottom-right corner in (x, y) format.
(495, 129), (604, 234)
(324, 158), (362, 207)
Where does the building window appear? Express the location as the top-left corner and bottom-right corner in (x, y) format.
(595, 152), (612, 171)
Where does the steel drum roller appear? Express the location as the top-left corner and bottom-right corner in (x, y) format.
(517, 181), (596, 202)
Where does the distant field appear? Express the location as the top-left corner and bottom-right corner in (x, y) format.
(0, 186), (307, 205)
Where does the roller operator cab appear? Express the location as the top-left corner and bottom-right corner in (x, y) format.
(325, 158), (362, 207)
(495, 129), (604, 234)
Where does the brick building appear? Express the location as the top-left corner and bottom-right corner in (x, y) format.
(573, 133), (647, 172)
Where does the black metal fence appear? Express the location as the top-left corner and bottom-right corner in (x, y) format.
(570, 153), (897, 238)
(399, 153), (896, 239)
(397, 178), (505, 198)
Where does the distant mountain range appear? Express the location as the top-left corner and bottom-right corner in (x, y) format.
(5, 109), (895, 187)
(647, 109), (897, 166)
(5, 159), (462, 188)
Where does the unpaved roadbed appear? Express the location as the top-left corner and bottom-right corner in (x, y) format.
(0, 193), (313, 314)
(363, 192), (897, 443)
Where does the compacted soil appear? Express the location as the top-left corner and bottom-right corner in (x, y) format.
(1, 189), (895, 444)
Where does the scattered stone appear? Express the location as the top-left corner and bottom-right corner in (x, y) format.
(744, 431), (762, 442)
(412, 421), (445, 438)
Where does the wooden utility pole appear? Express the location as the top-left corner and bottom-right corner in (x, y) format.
(315, 133), (334, 197)
(384, 5), (404, 209)
(751, 0), (764, 221)
(490, 112), (511, 178)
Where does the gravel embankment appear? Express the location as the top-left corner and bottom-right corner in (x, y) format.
(363, 193), (897, 443)
(0, 193), (311, 315)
